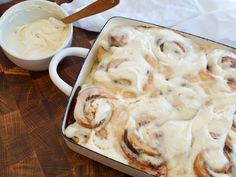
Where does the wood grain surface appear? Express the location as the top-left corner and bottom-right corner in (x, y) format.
(0, 1), (130, 177)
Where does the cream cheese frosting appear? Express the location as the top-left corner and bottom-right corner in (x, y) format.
(5, 17), (69, 58)
(65, 24), (236, 177)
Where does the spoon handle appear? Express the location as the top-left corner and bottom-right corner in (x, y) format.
(61, 0), (120, 24)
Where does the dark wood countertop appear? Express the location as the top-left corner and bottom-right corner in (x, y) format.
(0, 1), (130, 177)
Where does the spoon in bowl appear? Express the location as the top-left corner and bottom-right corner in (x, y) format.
(61, 0), (120, 24)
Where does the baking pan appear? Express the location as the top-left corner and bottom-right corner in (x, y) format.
(49, 17), (236, 177)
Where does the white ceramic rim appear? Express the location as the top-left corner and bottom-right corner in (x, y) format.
(0, 0), (73, 61)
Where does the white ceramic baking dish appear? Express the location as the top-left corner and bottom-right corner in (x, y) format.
(49, 17), (236, 177)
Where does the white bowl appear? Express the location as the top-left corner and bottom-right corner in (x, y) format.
(0, 0), (73, 71)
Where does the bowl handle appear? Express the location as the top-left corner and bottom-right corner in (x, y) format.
(49, 47), (89, 96)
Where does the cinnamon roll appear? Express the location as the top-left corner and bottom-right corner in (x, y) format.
(207, 49), (236, 90)
(148, 28), (206, 78)
(118, 96), (192, 176)
(120, 114), (167, 176)
(73, 86), (114, 129)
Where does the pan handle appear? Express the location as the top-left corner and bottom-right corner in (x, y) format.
(49, 47), (89, 96)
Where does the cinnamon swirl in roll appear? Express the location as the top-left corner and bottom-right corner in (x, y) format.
(74, 86), (114, 129)
(207, 49), (236, 90)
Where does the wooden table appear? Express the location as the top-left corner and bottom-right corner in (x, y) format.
(0, 1), (130, 177)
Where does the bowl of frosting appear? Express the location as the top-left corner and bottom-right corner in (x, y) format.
(0, 0), (73, 71)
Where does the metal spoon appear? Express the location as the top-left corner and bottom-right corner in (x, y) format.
(61, 0), (120, 24)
